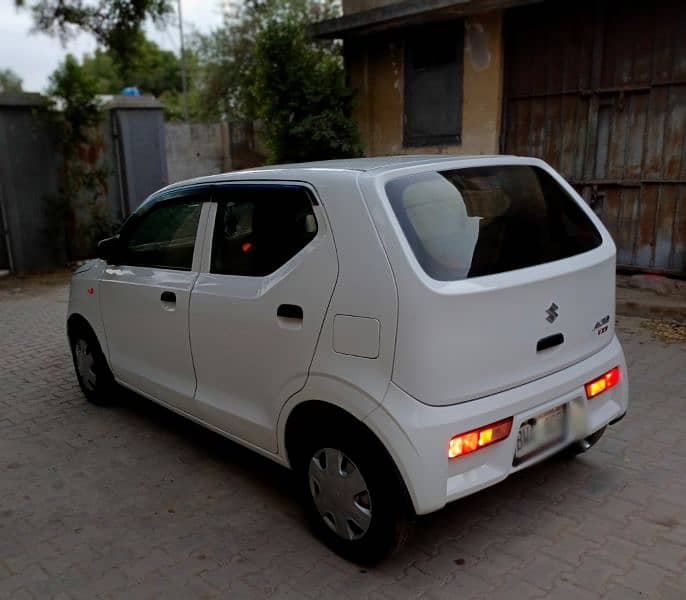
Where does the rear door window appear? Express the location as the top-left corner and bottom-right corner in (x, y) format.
(211, 186), (318, 277)
(385, 165), (602, 280)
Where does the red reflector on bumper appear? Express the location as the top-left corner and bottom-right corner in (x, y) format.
(449, 418), (513, 459)
(585, 366), (620, 399)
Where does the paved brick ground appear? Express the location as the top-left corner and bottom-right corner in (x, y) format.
(1, 281), (685, 599)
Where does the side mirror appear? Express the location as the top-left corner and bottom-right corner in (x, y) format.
(96, 236), (121, 264)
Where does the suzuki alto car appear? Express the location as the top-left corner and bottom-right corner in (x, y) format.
(68, 156), (629, 564)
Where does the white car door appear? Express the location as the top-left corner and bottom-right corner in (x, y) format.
(189, 183), (338, 452)
(99, 190), (210, 415)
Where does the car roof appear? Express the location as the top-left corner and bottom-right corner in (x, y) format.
(151, 154), (526, 203)
(240, 155), (485, 172)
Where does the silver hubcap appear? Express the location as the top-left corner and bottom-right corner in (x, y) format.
(308, 448), (372, 541)
(75, 339), (97, 391)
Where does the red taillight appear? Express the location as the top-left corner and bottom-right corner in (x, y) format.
(448, 418), (513, 459)
(585, 366), (621, 399)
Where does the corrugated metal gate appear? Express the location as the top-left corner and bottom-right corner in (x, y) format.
(503, 0), (686, 275)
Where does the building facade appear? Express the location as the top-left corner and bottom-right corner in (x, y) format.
(313, 0), (686, 276)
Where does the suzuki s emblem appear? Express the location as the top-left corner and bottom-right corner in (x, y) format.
(546, 302), (559, 323)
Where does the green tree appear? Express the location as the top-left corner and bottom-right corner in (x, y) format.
(0, 68), (23, 92)
(77, 34), (198, 120)
(45, 55), (114, 259)
(250, 15), (361, 162)
(193, 0), (340, 120)
(194, 0), (360, 162)
(79, 34), (181, 95)
(14, 0), (173, 67)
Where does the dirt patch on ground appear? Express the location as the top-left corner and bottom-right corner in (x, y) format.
(641, 319), (686, 344)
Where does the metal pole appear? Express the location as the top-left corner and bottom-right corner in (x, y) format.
(177, 0), (190, 122)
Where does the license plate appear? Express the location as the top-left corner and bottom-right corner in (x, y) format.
(514, 404), (567, 463)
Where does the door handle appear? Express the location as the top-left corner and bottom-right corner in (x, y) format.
(277, 304), (303, 320)
(161, 291), (176, 303)
(537, 333), (564, 352)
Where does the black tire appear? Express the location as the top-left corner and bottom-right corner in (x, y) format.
(564, 426), (607, 457)
(294, 421), (412, 565)
(69, 326), (115, 406)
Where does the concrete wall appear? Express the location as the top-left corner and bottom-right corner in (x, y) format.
(346, 10), (504, 156)
(165, 122), (230, 184)
(0, 93), (168, 273)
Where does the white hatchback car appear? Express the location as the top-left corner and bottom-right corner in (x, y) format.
(68, 156), (628, 563)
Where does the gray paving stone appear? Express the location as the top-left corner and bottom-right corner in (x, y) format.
(0, 284), (685, 597)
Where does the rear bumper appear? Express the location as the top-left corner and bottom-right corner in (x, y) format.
(364, 335), (629, 515)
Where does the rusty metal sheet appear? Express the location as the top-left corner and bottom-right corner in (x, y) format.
(600, 1), (654, 87)
(559, 96), (580, 179)
(655, 185), (679, 268)
(607, 99), (628, 180)
(643, 87), (669, 180)
(542, 96), (562, 167)
(635, 185), (659, 268)
(529, 98), (546, 158)
(617, 187), (641, 267)
(625, 92), (649, 180)
(673, 187), (686, 272)
(504, 0), (686, 275)
(663, 86), (686, 180)
(513, 99), (532, 156)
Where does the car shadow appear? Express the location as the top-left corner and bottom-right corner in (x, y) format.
(110, 385), (301, 503)
(103, 384), (609, 568)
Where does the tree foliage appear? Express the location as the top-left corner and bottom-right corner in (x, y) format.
(14, 0), (173, 67)
(55, 34), (198, 120)
(194, 0), (340, 120)
(0, 68), (23, 93)
(251, 16), (361, 162)
(195, 0), (361, 162)
(45, 55), (114, 259)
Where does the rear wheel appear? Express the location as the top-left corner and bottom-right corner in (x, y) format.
(69, 328), (115, 405)
(295, 425), (411, 565)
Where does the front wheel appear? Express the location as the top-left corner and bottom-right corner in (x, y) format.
(296, 428), (411, 565)
(70, 329), (115, 405)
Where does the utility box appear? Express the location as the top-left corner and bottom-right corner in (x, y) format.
(105, 95), (168, 216)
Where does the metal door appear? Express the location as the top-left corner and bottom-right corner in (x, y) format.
(503, 0), (686, 275)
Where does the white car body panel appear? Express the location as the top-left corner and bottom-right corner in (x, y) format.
(68, 155), (629, 516)
(189, 192), (338, 453)
(366, 335), (627, 514)
(360, 156), (618, 406)
(96, 202), (211, 414)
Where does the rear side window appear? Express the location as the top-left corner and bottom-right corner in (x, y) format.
(211, 186), (318, 277)
(386, 165), (602, 280)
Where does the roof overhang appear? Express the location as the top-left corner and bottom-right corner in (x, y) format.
(310, 0), (543, 38)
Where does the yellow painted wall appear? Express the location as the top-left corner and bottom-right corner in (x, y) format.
(348, 11), (504, 156)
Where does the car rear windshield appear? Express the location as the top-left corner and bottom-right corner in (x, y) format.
(385, 165), (602, 281)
